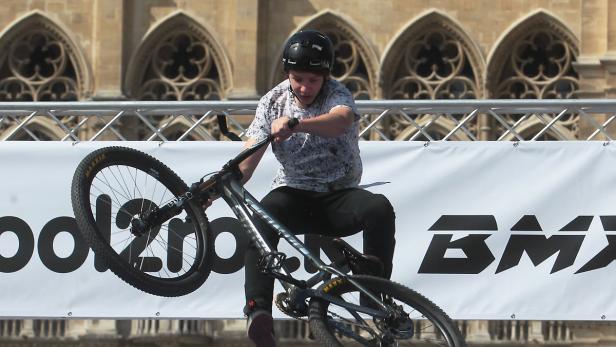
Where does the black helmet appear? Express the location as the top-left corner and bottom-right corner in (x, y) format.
(282, 29), (334, 73)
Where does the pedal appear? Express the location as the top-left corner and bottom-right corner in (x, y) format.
(258, 251), (286, 272)
(332, 238), (384, 277)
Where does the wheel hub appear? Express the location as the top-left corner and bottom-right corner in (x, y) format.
(130, 215), (147, 237)
(375, 307), (414, 340)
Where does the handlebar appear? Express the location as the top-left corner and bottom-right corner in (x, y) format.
(221, 116), (299, 172)
(194, 116), (299, 195)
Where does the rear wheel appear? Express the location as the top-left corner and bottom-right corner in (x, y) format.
(71, 146), (213, 296)
(309, 275), (466, 346)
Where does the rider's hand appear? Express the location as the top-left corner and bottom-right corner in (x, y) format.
(271, 116), (295, 143)
(202, 198), (213, 210)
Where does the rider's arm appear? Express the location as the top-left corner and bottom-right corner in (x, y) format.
(271, 105), (355, 142)
(238, 137), (268, 185)
(202, 138), (265, 209)
(294, 105), (355, 137)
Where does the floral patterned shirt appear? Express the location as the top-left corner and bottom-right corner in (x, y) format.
(246, 79), (362, 192)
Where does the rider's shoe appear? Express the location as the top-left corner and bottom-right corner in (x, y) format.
(332, 238), (384, 276)
(247, 309), (276, 347)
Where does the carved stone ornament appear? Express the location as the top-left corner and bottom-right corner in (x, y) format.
(0, 20), (83, 101)
(137, 29), (223, 101)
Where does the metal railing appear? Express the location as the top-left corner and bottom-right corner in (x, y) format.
(0, 99), (610, 346)
(1, 99), (616, 141)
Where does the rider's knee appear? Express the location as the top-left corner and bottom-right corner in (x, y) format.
(366, 194), (395, 223)
(260, 188), (294, 215)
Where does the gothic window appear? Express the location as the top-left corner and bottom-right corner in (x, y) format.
(125, 14), (231, 140)
(490, 18), (580, 140)
(0, 29), (80, 101)
(382, 16), (482, 140)
(321, 28), (373, 100)
(136, 30), (223, 101)
(0, 14), (90, 140)
(388, 29), (478, 101)
(495, 30), (578, 100)
(272, 17), (377, 100)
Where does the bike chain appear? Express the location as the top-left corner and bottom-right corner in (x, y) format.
(274, 292), (309, 321)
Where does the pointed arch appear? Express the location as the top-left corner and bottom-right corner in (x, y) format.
(485, 10), (579, 99)
(499, 120), (576, 141)
(125, 11), (233, 100)
(1, 118), (68, 141)
(159, 117), (214, 141)
(394, 117), (472, 141)
(269, 10), (379, 99)
(380, 10), (484, 100)
(0, 11), (92, 100)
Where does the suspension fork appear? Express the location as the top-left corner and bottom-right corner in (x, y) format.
(130, 192), (192, 237)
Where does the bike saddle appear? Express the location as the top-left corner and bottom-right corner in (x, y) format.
(332, 238), (384, 277)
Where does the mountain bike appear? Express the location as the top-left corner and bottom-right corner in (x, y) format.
(70, 116), (466, 346)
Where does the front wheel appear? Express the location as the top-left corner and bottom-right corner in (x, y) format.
(309, 275), (466, 346)
(71, 146), (214, 296)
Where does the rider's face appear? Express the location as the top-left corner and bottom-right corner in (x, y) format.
(288, 70), (325, 107)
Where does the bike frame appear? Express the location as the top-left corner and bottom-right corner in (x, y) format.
(200, 135), (391, 317)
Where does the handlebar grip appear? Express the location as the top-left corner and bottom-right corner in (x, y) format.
(288, 117), (299, 130)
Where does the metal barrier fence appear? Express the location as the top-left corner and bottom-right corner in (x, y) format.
(1, 99), (616, 141)
(0, 99), (609, 345)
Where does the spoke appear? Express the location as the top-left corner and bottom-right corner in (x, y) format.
(160, 224), (199, 252)
(111, 235), (133, 248)
(111, 230), (130, 236)
(89, 188), (134, 220)
(328, 293), (381, 340)
(340, 293), (374, 330)
(326, 312), (377, 345)
(97, 170), (132, 202)
(128, 167), (139, 200)
(158, 185), (171, 209)
(116, 165), (136, 200)
(144, 231), (169, 279)
(155, 227), (198, 273)
(107, 166), (133, 201)
(148, 177), (160, 215)
(159, 233), (198, 256)
(126, 231), (134, 266)
(140, 170), (147, 215)
(151, 234), (192, 278)
(139, 231), (152, 271)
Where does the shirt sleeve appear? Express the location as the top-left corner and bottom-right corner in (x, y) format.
(245, 96), (273, 141)
(325, 82), (360, 121)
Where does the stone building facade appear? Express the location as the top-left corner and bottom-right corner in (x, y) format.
(1, 0), (616, 345)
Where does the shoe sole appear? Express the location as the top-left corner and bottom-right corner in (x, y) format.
(248, 313), (275, 347)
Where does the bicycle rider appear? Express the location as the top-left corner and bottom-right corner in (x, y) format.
(234, 29), (396, 347)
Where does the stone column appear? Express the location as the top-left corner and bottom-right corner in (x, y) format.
(20, 320), (35, 338)
(464, 320), (491, 343)
(573, 0), (609, 140)
(227, 0), (260, 99)
(87, 320), (118, 336)
(90, 0), (125, 100)
(528, 321), (545, 343)
(601, 0), (616, 93)
(601, 1), (616, 141)
(575, 0), (607, 98)
(65, 319), (88, 338)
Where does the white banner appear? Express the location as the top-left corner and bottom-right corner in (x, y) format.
(1, 141), (616, 320)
